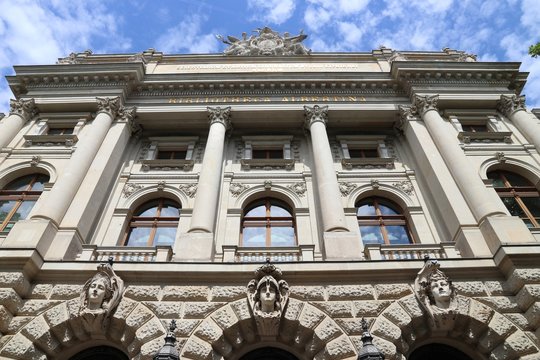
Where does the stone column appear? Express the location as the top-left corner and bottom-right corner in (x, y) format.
(304, 105), (348, 232)
(31, 97), (121, 225)
(411, 95), (506, 222)
(498, 94), (540, 150)
(0, 99), (37, 148)
(188, 106), (231, 233)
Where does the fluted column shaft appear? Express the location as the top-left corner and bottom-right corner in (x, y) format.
(498, 94), (540, 151)
(305, 105), (348, 232)
(31, 97), (121, 225)
(413, 95), (506, 221)
(0, 99), (36, 148)
(189, 107), (230, 233)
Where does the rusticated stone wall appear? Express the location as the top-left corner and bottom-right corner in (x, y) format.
(1, 269), (540, 360)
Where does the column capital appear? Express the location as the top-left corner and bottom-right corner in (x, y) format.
(497, 94), (526, 117)
(96, 96), (121, 117)
(117, 106), (142, 136)
(207, 106), (231, 129)
(9, 98), (37, 122)
(413, 94), (439, 116)
(396, 105), (420, 131)
(304, 105), (329, 129)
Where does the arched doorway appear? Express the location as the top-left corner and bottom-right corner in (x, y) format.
(240, 347), (299, 360)
(409, 343), (474, 360)
(69, 345), (128, 360)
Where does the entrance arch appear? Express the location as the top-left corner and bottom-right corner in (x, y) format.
(69, 346), (128, 360)
(409, 344), (473, 360)
(240, 347), (299, 360)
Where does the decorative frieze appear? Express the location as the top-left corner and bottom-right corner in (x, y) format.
(338, 182), (357, 196)
(287, 182), (307, 197)
(229, 183), (249, 197)
(122, 183), (143, 198)
(392, 181), (414, 195)
(179, 183), (197, 198)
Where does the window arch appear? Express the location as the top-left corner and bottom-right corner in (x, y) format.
(356, 197), (413, 245)
(0, 174), (49, 235)
(487, 170), (540, 227)
(124, 198), (180, 247)
(241, 198), (296, 247)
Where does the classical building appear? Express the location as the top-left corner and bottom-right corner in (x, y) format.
(1, 28), (540, 360)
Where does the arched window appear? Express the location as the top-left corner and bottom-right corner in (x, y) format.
(356, 197), (413, 245)
(0, 174), (49, 235)
(241, 198), (296, 247)
(487, 170), (540, 227)
(124, 198), (180, 247)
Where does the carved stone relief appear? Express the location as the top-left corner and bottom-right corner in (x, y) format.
(497, 94), (526, 118)
(122, 183), (143, 198)
(392, 181), (414, 195)
(287, 182), (306, 196)
(229, 182), (250, 197)
(247, 261), (290, 340)
(79, 261), (124, 336)
(9, 98), (37, 122)
(179, 183), (197, 198)
(414, 258), (458, 330)
(96, 96), (121, 117)
(30, 156), (41, 167)
(338, 181), (357, 196)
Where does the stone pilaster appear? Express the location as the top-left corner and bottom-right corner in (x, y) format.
(0, 98), (37, 148)
(497, 94), (540, 152)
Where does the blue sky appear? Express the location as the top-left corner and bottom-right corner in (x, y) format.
(0, 0), (539, 113)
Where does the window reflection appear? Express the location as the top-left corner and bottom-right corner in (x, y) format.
(125, 198), (180, 246)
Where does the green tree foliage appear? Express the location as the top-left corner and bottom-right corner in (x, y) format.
(530, 42), (540, 58)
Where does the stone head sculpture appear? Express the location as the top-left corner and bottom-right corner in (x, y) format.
(80, 261), (124, 317)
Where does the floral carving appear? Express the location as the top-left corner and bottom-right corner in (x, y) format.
(304, 104), (329, 128)
(208, 106), (232, 129)
(338, 182), (357, 196)
(96, 97), (120, 117)
(122, 183), (143, 198)
(30, 156), (41, 167)
(414, 258), (457, 330)
(179, 183), (197, 198)
(287, 182), (306, 196)
(392, 181), (414, 195)
(157, 180), (166, 191)
(497, 94), (526, 117)
(9, 98), (37, 122)
(413, 94), (439, 116)
(229, 183), (249, 197)
(247, 260), (290, 340)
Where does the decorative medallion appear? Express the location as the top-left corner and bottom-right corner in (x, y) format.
(287, 182), (307, 197)
(392, 181), (414, 195)
(338, 181), (357, 196)
(122, 183), (143, 198)
(229, 182), (250, 197)
(179, 183), (198, 198)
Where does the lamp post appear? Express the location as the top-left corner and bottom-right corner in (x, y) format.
(358, 318), (385, 360)
(153, 320), (179, 360)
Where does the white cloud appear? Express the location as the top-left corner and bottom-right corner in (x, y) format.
(156, 14), (219, 54)
(409, 0), (453, 13)
(338, 22), (363, 47)
(337, 0), (370, 14)
(304, 6), (332, 32)
(247, 0), (296, 25)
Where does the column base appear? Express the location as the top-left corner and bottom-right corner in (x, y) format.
(175, 232), (214, 261)
(2, 219), (58, 257)
(44, 229), (83, 260)
(479, 216), (538, 255)
(453, 226), (492, 258)
(323, 231), (362, 260)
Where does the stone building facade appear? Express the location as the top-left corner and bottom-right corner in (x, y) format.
(1, 30), (540, 360)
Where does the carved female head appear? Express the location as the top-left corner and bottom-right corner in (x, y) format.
(254, 275), (281, 313)
(82, 272), (113, 311)
(425, 271), (454, 309)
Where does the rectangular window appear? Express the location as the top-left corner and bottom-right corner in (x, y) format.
(460, 124), (489, 133)
(156, 149), (188, 160)
(348, 148), (379, 158)
(47, 127), (74, 135)
(252, 148), (284, 159)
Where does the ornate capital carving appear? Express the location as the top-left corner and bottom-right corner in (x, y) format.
(413, 95), (439, 116)
(9, 98), (37, 122)
(497, 94), (526, 117)
(207, 106), (231, 129)
(96, 97), (121, 117)
(117, 106), (141, 136)
(304, 105), (329, 128)
(396, 105), (420, 131)
(414, 258), (457, 330)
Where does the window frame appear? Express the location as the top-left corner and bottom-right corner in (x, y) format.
(140, 137), (198, 171)
(240, 198), (297, 248)
(240, 135), (295, 170)
(337, 135), (393, 170)
(356, 197), (414, 245)
(23, 113), (89, 147)
(444, 110), (512, 144)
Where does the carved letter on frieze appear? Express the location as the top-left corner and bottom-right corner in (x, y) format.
(413, 95), (439, 117)
(96, 97), (121, 117)
(9, 98), (37, 122)
(414, 258), (457, 330)
(304, 104), (329, 129)
(208, 106), (232, 129)
(247, 260), (290, 340)
(79, 261), (124, 337)
(497, 94), (526, 118)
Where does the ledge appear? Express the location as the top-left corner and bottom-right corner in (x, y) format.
(141, 159), (194, 171)
(241, 158), (295, 170)
(23, 134), (78, 147)
(341, 157), (394, 170)
(458, 131), (512, 144)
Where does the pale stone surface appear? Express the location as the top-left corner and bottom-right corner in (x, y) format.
(314, 317), (342, 343)
(397, 295), (424, 318)
(516, 285), (540, 310)
(290, 286), (326, 301)
(139, 336), (167, 360)
(485, 281), (510, 296)
(372, 337), (397, 360)
(18, 300), (61, 316)
(469, 300), (495, 327)
(491, 331), (539, 358)
(525, 302), (540, 329)
(371, 316), (402, 343)
(0, 272), (29, 295)
(125, 285), (161, 301)
(508, 268), (540, 292)
(0, 288), (23, 314)
(21, 315), (61, 354)
(353, 300), (392, 317)
(0, 305), (13, 333)
(299, 304), (326, 330)
(7, 316), (32, 334)
(336, 318), (374, 335)
(162, 286), (209, 301)
(327, 285), (374, 300)
(211, 305), (238, 330)
(43, 302), (68, 328)
(478, 312), (518, 352)
(229, 299), (251, 321)
(183, 302), (226, 319)
(29, 284), (52, 299)
(312, 301), (353, 318)
(125, 304), (155, 329)
(375, 284), (412, 300)
(283, 298), (304, 321)
(476, 296), (520, 313)
(194, 319), (223, 343)
(315, 334), (356, 360)
(0, 332), (47, 359)
(50, 284), (83, 299)
(210, 286), (244, 301)
(135, 316), (164, 343)
(182, 336), (213, 360)
(143, 301), (183, 318)
(505, 313), (531, 331)
(454, 281), (486, 296)
(162, 319), (200, 337)
(382, 302), (412, 328)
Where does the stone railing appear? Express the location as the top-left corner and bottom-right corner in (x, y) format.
(77, 245), (173, 262)
(364, 242), (459, 260)
(222, 245), (315, 262)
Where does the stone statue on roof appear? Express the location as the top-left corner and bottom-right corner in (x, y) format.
(217, 27), (311, 56)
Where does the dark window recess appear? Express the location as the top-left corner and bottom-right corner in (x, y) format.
(461, 124), (489, 132)
(349, 148), (379, 158)
(157, 150), (187, 160)
(47, 127), (74, 135)
(252, 149), (283, 159)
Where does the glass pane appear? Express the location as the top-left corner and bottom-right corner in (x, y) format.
(126, 227), (151, 246)
(270, 227), (295, 246)
(360, 225), (383, 244)
(245, 205), (266, 217)
(270, 205), (291, 217)
(153, 227), (177, 246)
(157, 151), (173, 159)
(268, 149), (283, 159)
(242, 227), (266, 247)
(5, 175), (34, 191)
(386, 226), (412, 244)
(357, 203), (376, 216)
(31, 175), (48, 191)
(521, 197), (540, 217)
(137, 200), (160, 217)
(504, 172), (532, 187)
(501, 197), (526, 217)
(487, 172), (505, 187)
(379, 203), (399, 215)
(0, 201), (16, 221)
(160, 204), (180, 217)
(13, 201), (36, 220)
